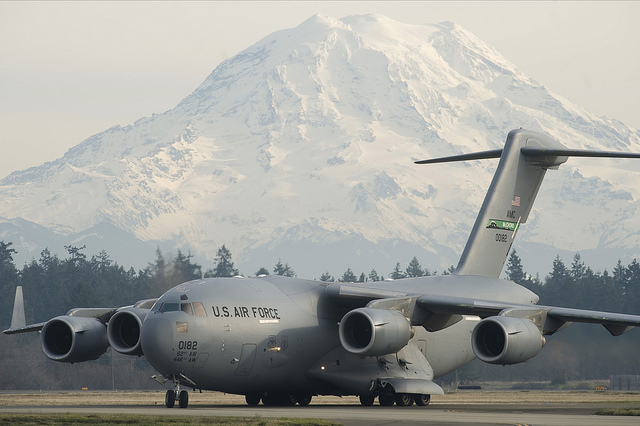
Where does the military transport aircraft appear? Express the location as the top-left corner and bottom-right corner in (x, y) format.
(6, 129), (640, 408)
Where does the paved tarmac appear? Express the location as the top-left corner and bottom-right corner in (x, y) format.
(2, 402), (638, 426)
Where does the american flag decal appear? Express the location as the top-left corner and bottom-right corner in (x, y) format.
(512, 195), (521, 207)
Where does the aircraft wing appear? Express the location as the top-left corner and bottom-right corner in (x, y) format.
(415, 294), (640, 336)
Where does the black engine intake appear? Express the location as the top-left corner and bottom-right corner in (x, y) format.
(41, 316), (109, 363)
(107, 307), (148, 356)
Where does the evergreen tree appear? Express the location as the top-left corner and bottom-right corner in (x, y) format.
(172, 250), (202, 283)
(211, 245), (239, 277)
(273, 259), (295, 277)
(368, 269), (380, 282)
(506, 250), (526, 284)
(390, 262), (406, 279)
(340, 268), (357, 283)
(319, 272), (334, 282)
(405, 257), (425, 278)
(358, 272), (366, 283)
(255, 267), (270, 276)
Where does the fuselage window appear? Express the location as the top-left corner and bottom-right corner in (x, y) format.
(193, 302), (207, 317)
(181, 303), (193, 315)
(159, 302), (179, 313)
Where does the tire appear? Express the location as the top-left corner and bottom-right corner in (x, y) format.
(245, 393), (261, 406)
(178, 390), (189, 408)
(414, 394), (431, 406)
(359, 394), (375, 406)
(378, 394), (395, 406)
(395, 393), (414, 407)
(294, 393), (312, 406)
(165, 389), (175, 408)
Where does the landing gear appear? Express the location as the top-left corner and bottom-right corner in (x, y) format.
(294, 393), (313, 406)
(179, 390), (189, 408)
(394, 393), (414, 406)
(378, 393), (395, 406)
(165, 389), (175, 408)
(245, 393), (261, 406)
(165, 376), (189, 408)
(249, 392), (313, 406)
(414, 394), (431, 406)
(359, 394), (375, 406)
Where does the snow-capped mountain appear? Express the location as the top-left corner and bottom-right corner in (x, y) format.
(1, 14), (639, 278)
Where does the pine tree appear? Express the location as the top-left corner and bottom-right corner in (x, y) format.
(390, 262), (406, 279)
(255, 267), (270, 276)
(340, 268), (357, 283)
(319, 272), (334, 282)
(368, 269), (380, 282)
(273, 259), (295, 277)
(506, 250), (526, 284)
(211, 245), (239, 277)
(405, 257), (425, 278)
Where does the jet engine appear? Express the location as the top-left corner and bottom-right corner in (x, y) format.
(472, 316), (545, 365)
(41, 316), (109, 363)
(339, 307), (413, 356)
(107, 307), (148, 356)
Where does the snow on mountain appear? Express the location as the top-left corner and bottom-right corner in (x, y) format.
(1, 14), (639, 278)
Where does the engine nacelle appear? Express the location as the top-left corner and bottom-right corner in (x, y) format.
(107, 307), (148, 356)
(339, 307), (413, 356)
(41, 316), (109, 363)
(472, 316), (545, 365)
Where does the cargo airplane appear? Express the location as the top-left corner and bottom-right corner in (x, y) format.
(6, 129), (640, 408)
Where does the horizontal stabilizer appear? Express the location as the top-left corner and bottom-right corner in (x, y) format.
(521, 147), (640, 159)
(414, 149), (502, 164)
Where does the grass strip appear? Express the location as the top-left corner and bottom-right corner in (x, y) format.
(597, 407), (640, 416)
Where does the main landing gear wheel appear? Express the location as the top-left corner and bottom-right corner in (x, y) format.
(294, 393), (313, 406)
(359, 395), (375, 406)
(378, 394), (395, 406)
(165, 390), (175, 408)
(414, 394), (431, 406)
(395, 393), (414, 407)
(245, 393), (261, 406)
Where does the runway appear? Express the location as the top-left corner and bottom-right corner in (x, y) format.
(2, 402), (639, 426)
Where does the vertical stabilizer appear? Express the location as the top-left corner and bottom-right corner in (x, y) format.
(416, 129), (640, 278)
(416, 129), (569, 278)
(10, 286), (26, 330)
(453, 130), (568, 277)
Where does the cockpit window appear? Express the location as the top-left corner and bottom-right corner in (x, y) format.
(193, 302), (207, 317)
(181, 303), (193, 315)
(159, 302), (180, 313)
(150, 301), (162, 312)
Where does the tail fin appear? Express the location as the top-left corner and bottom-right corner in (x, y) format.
(416, 129), (640, 278)
(10, 286), (26, 330)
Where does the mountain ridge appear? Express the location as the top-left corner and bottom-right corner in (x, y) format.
(1, 13), (639, 278)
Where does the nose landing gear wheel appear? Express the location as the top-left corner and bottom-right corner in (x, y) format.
(179, 390), (189, 408)
(165, 390), (175, 408)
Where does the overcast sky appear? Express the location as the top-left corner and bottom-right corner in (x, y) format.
(1, 1), (638, 179)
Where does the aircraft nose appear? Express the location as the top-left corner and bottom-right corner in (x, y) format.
(140, 316), (175, 374)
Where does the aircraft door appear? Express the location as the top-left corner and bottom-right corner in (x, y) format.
(234, 343), (257, 376)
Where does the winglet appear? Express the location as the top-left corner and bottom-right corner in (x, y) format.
(10, 286), (26, 330)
